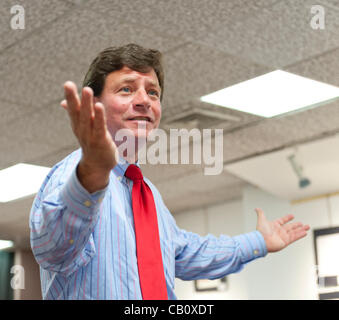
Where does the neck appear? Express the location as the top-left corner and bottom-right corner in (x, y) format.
(123, 153), (138, 164)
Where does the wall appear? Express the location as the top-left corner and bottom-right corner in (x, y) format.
(173, 186), (339, 300)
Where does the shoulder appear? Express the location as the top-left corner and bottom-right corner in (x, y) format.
(143, 176), (176, 220)
(143, 176), (163, 205)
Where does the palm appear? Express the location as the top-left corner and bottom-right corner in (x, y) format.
(255, 208), (310, 253)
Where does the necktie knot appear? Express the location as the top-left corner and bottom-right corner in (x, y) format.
(125, 164), (143, 182)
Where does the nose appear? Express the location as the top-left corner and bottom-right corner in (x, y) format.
(133, 88), (151, 110)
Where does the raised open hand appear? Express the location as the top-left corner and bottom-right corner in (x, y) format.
(61, 81), (118, 192)
(255, 208), (310, 253)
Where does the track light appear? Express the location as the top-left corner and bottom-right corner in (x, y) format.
(287, 154), (311, 189)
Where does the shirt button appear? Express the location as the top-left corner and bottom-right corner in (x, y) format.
(84, 200), (92, 207)
(117, 176), (122, 181)
(69, 239), (74, 245)
(254, 249), (259, 255)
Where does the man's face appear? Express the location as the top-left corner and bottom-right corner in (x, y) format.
(95, 66), (162, 145)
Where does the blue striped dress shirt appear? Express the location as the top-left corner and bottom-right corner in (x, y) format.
(29, 148), (267, 300)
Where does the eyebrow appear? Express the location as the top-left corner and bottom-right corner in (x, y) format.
(119, 76), (160, 90)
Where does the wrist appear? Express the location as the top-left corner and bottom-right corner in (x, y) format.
(77, 159), (111, 193)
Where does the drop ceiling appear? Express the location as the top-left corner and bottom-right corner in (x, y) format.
(1, 0), (339, 249)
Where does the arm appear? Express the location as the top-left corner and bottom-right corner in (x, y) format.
(172, 223), (267, 280)
(170, 208), (309, 281)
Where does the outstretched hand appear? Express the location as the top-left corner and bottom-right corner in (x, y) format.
(255, 208), (310, 253)
(61, 81), (118, 172)
(61, 81), (119, 193)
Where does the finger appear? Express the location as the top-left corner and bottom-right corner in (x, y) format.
(290, 224), (310, 232)
(284, 222), (303, 232)
(255, 208), (265, 217)
(304, 224), (310, 231)
(92, 102), (107, 137)
(60, 99), (67, 110)
(64, 82), (81, 130)
(290, 227), (309, 243)
(277, 214), (294, 226)
(64, 81), (80, 112)
(79, 87), (94, 131)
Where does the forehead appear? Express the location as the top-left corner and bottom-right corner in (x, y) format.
(105, 66), (160, 87)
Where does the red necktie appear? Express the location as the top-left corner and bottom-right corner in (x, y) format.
(124, 164), (168, 300)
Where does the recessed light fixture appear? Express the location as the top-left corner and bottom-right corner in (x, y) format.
(0, 163), (50, 203)
(0, 240), (14, 250)
(200, 70), (339, 118)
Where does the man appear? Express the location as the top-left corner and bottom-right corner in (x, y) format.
(29, 43), (310, 300)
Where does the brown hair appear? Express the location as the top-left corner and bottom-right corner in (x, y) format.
(82, 43), (164, 101)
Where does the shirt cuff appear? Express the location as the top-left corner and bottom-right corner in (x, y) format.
(60, 166), (109, 219)
(233, 231), (268, 264)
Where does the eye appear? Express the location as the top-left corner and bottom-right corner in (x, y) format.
(149, 89), (159, 97)
(120, 87), (131, 93)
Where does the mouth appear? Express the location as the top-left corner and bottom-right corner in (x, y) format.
(127, 116), (153, 123)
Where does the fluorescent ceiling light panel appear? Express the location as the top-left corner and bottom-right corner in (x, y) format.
(0, 163), (50, 203)
(200, 70), (339, 117)
(0, 240), (14, 250)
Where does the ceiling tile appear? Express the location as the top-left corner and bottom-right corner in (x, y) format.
(286, 47), (339, 87)
(0, 99), (35, 126)
(164, 182), (245, 213)
(0, 101), (77, 169)
(197, 0), (339, 68)
(0, 0), (73, 52)
(161, 42), (271, 111)
(222, 99), (339, 164)
(64, 0), (89, 4)
(84, 0), (281, 42)
(0, 6), (186, 109)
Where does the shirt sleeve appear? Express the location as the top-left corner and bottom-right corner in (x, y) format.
(170, 217), (268, 281)
(29, 154), (108, 277)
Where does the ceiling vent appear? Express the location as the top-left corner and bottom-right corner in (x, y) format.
(161, 108), (240, 130)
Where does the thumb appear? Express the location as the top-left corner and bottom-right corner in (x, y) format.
(255, 208), (265, 218)
(255, 208), (267, 231)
